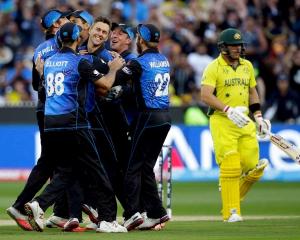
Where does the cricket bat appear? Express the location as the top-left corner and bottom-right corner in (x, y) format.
(268, 132), (300, 164)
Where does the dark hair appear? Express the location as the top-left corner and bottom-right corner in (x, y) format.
(93, 16), (112, 30)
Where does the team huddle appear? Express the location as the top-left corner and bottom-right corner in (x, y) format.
(6, 9), (171, 233)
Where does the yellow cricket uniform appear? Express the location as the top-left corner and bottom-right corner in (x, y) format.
(201, 54), (263, 220)
(202, 54), (259, 173)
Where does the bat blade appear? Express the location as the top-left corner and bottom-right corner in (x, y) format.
(269, 133), (300, 164)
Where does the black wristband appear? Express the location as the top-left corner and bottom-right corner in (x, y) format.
(249, 103), (261, 113)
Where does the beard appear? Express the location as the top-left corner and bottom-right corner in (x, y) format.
(227, 50), (241, 61)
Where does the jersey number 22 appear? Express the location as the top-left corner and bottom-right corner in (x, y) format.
(155, 73), (170, 97)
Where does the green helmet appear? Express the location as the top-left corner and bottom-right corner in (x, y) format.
(218, 28), (244, 45)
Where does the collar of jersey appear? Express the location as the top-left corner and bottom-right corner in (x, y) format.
(139, 47), (159, 57)
(218, 54), (245, 66)
(61, 47), (77, 54)
(92, 43), (106, 56)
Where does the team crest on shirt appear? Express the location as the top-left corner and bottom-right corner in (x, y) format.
(93, 70), (100, 76)
(243, 67), (249, 74)
(223, 68), (229, 74)
(122, 67), (132, 75)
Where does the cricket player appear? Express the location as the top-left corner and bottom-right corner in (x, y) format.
(6, 9), (69, 231)
(44, 10), (97, 230)
(200, 28), (271, 222)
(115, 23), (171, 230)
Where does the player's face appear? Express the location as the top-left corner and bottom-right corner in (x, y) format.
(53, 17), (69, 28)
(70, 16), (89, 43)
(110, 27), (131, 53)
(227, 45), (242, 60)
(89, 21), (110, 46)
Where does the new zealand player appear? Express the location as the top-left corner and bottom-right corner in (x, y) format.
(200, 28), (270, 222)
(79, 18), (131, 221)
(115, 24), (171, 230)
(6, 9), (69, 231)
(44, 10), (97, 230)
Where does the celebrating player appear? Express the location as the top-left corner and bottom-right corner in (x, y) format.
(6, 9), (69, 231)
(115, 23), (171, 230)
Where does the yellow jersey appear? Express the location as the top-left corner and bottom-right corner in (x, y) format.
(201, 54), (256, 116)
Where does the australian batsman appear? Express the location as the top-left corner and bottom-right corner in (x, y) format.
(200, 28), (271, 222)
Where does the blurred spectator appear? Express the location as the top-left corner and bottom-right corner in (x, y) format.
(5, 58), (31, 85)
(171, 53), (195, 97)
(0, 68), (7, 101)
(122, 0), (149, 24)
(169, 84), (183, 107)
(215, 0), (247, 20)
(5, 75), (32, 104)
(265, 73), (300, 123)
(289, 48), (300, 93)
(187, 42), (213, 89)
(194, 9), (220, 57)
(260, 33), (289, 99)
(241, 15), (268, 67)
(3, 21), (22, 55)
(220, 8), (242, 29)
(0, 41), (13, 68)
(110, 1), (126, 23)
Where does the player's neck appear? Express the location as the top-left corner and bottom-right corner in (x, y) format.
(87, 41), (104, 53)
(223, 55), (239, 69)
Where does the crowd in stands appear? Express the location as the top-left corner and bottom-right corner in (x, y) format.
(0, 0), (300, 123)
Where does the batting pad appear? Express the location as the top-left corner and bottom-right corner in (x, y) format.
(220, 152), (241, 220)
(240, 159), (268, 201)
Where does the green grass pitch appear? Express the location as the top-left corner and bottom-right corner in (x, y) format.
(0, 181), (300, 240)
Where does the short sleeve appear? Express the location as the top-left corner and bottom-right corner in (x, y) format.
(201, 63), (217, 88)
(248, 62), (257, 88)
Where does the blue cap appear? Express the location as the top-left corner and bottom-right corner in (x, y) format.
(59, 22), (82, 42)
(112, 23), (135, 40)
(71, 10), (94, 26)
(137, 24), (160, 43)
(41, 9), (70, 29)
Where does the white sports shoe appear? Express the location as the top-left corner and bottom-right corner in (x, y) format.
(45, 214), (68, 228)
(226, 209), (243, 223)
(6, 206), (33, 231)
(82, 204), (99, 224)
(63, 218), (80, 231)
(96, 221), (128, 233)
(86, 222), (98, 230)
(123, 212), (143, 231)
(24, 201), (44, 231)
(137, 212), (170, 230)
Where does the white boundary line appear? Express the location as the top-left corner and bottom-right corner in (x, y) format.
(1, 215), (300, 226)
(171, 215), (300, 221)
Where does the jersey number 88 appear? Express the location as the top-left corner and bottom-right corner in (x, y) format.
(46, 72), (65, 96)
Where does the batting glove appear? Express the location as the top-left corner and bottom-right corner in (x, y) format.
(254, 113), (271, 138)
(223, 105), (250, 128)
